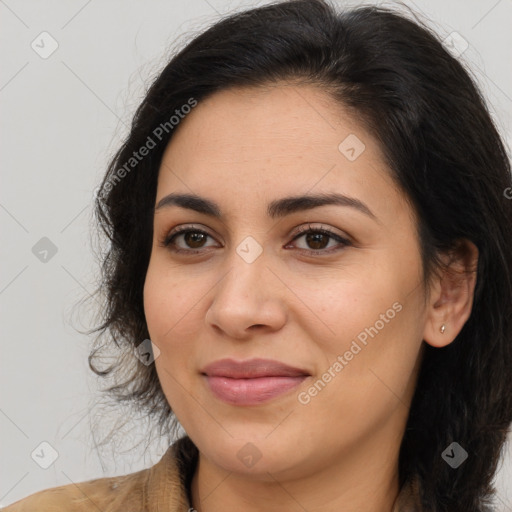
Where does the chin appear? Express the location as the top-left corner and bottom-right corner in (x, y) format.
(191, 428), (311, 478)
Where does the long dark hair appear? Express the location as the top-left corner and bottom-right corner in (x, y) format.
(86, 1), (512, 510)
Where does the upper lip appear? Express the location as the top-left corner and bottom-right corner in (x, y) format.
(201, 358), (310, 378)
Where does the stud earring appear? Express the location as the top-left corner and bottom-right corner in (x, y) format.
(440, 324), (446, 334)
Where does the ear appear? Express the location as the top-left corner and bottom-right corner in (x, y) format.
(423, 239), (479, 348)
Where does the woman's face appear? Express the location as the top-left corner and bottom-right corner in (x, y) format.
(144, 83), (429, 480)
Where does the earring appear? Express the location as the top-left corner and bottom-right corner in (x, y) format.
(440, 324), (446, 334)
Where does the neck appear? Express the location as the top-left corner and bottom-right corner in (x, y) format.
(190, 426), (402, 512)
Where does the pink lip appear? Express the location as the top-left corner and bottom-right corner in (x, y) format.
(201, 358), (310, 406)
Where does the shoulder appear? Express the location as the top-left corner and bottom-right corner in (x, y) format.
(2, 437), (196, 512)
(1, 467), (150, 511)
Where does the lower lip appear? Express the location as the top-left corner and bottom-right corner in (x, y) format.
(203, 375), (308, 405)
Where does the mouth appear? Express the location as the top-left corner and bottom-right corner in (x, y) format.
(200, 358), (310, 406)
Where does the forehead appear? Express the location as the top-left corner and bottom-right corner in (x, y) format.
(156, 83), (406, 223)
(166, 83), (367, 157)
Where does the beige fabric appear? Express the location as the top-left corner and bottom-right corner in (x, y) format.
(2, 436), (422, 511)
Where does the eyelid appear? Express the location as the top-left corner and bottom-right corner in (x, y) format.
(290, 223), (350, 240)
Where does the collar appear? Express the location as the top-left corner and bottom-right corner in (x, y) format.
(147, 435), (197, 510)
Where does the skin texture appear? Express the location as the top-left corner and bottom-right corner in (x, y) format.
(143, 82), (478, 512)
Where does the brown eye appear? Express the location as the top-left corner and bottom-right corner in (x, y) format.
(182, 231), (208, 248)
(287, 225), (351, 255)
(303, 232), (330, 250)
(160, 224), (350, 256)
(161, 227), (219, 253)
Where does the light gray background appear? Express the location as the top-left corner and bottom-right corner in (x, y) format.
(1, 0), (511, 509)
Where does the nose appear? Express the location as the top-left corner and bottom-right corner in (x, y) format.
(205, 248), (287, 340)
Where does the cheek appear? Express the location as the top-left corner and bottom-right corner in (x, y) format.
(294, 264), (423, 396)
(143, 265), (195, 413)
(143, 259), (211, 382)
(287, 270), (395, 349)
(143, 259), (196, 340)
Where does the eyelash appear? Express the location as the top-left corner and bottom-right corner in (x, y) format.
(159, 224), (351, 256)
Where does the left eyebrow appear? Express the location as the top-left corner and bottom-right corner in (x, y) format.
(155, 192), (379, 223)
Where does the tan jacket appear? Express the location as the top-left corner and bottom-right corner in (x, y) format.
(2, 436), (422, 511)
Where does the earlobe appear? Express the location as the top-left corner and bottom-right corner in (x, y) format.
(422, 239), (479, 349)
(423, 319), (453, 348)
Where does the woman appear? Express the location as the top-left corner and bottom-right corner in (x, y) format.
(4, 0), (511, 511)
